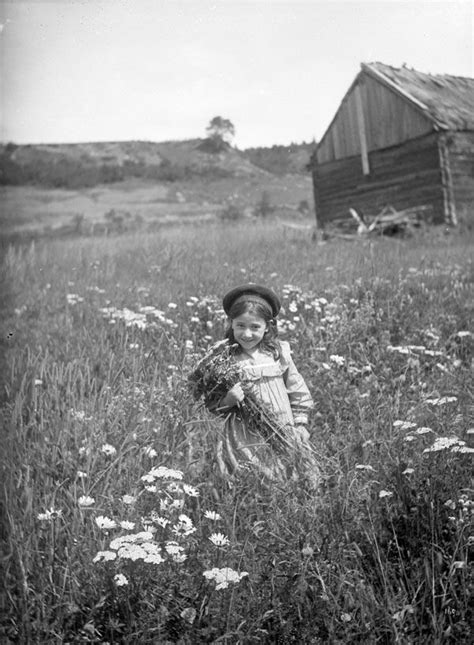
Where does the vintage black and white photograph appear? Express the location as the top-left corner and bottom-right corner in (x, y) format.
(1, 0), (473, 642)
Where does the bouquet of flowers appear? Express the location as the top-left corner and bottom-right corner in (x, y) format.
(188, 339), (294, 453)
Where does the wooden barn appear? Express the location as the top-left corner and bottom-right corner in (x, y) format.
(309, 62), (474, 229)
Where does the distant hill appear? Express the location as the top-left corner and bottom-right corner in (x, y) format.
(242, 141), (316, 175)
(0, 138), (315, 189)
(0, 139), (272, 189)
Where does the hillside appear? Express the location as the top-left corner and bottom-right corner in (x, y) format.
(0, 139), (273, 189)
(242, 141), (316, 175)
(0, 139), (314, 189)
(0, 139), (316, 241)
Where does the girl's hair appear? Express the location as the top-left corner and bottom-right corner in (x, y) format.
(225, 299), (281, 358)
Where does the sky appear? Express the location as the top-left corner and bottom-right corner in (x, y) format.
(0, 0), (472, 149)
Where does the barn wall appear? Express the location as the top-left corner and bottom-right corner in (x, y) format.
(317, 73), (433, 164)
(448, 132), (474, 227)
(312, 132), (446, 224)
(362, 75), (433, 151)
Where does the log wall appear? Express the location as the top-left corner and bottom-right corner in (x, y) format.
(448, 132), (474, 227)
(312, 132), (446, 224)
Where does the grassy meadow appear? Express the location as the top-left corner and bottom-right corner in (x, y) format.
(0, 175), (312, 241)
(1, 222), (473, 643)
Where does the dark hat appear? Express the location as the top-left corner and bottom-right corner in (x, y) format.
(223, 283), (281, 317)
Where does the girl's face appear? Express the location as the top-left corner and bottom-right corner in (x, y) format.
(231, 311), (268, 352)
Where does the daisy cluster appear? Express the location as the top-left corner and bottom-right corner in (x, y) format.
(90, 464), (247, 591)
(394, 418), (474, 455)
(202, 567), (248, 590)
(99, 305), (178, 330)
(277, 284), (344, 335)
(185, 295), (226, 343)
(351, 416), (473, 504)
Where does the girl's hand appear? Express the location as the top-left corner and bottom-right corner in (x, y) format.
(294, 425), (310, 444)
(221, 383), (245, 408)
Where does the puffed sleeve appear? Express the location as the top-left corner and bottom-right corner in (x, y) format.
(280, 341), (313, 425)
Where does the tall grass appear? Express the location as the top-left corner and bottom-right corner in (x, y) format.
(1, 222), (473, 643)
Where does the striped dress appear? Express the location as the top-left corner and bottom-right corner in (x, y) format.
(213, 341), (319, 485)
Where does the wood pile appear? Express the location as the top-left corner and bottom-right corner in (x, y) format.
(324, 204), (433, 239)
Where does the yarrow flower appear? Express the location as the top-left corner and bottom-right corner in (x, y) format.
(93, 550), (117, 563)
(180, 607), (197, 625)
(147, 466), (183, 480)
(423, 436), (466, 453)
(78, 495), (95, 507)
(387, 345), (411, 355)
(114, 573), (129, 587)
(451, 445), (474, 454)
(66, 293), (84, 305)
(416, 427), (433, 435)
(164, 541), (185, 555)
(379, 490), (394, 499)
(425, 396), (457, 406)
(393, 420), (417, 431)
(329, 354), (345, 366)
(70, 409), (90, 421)
(209, 532), (230, 547)
(203, 567), (248, 590)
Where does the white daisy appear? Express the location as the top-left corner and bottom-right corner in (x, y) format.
(95, 515), (117, 530)
(101, 444), (117, 456)
(204, 510), (221, 521)
(208, 532), (230, 547)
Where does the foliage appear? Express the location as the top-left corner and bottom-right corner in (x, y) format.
(243, 141), (316, 175)
(255, 190), (274, 218)
(205, 116), (235, 149)
(1, 224), (473, 643)
(0, 145), (235, 189)
(218, 202), (245, 221)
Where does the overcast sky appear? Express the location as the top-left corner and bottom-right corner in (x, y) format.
(1, 0), (472, 149)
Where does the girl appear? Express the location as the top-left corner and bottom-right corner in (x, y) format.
(203, 283), (319, 486)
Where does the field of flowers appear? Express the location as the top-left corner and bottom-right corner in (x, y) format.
(1, 222), (473, 644)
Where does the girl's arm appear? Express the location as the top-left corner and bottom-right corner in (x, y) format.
(205, 383), (244, 414)
(281, 341), (313, 426)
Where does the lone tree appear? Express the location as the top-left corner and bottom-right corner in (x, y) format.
(205, 116), (235, 150)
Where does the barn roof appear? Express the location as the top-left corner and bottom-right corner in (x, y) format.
(362, 62), (474, 131)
